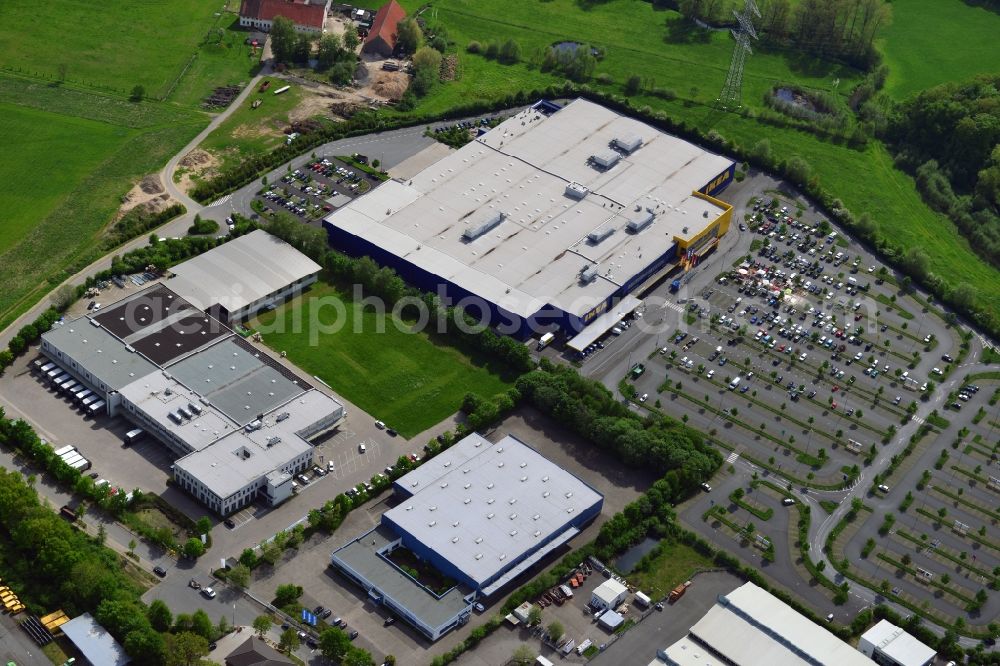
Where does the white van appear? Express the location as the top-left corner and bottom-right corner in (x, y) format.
(729, 376), (742, 390)
(124, 428), (145, 446)
(88, 400), (106, 415)
(74, 389), (93, 404)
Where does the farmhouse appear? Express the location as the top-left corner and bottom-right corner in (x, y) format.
(323, 99), (735, 348)
(238, 0), (332, 33)
(330, 433), (603, 641)
(362, 0), (406, 57)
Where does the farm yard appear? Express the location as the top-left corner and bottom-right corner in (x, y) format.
(248, 279), (516, 437)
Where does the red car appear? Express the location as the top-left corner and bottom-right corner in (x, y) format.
(832, 386), (840, 392)
(831, 402), (837, 409)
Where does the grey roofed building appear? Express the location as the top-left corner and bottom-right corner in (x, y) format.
(165, 336), (311, 426)
(858, 619), (936, 666)
(659, 582), (876, 666)
(61, 612), (130, 666)
(384, 433), (603, 595)
(324, 98), (734, 342)
(41, 319), (158, 394)
(331, 524), (474, 642)
(226, 635), (294, 666)
(168, 229), (321, 322)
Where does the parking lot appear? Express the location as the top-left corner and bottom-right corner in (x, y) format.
(253, 155), (380, 225)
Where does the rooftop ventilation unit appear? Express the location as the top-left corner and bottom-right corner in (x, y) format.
(167, 411), (183, 425)
(564, 182), (589, 199)
(177, 406), (192, 419)
(627, 210), (655, 233)
(591, 149), (620, 170)
(588, 226), (614, 245)
(275, 412), (290, 422)
(613, 134), (643, 153)
(267, 436), (281, 447)
(580, 263), (600, 284)
(244, 420), (262, 432)
(187, 402), (202, 415)
(462, 211), (506, 241)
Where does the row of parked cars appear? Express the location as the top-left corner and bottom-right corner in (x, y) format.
(33, 359), (106, 416)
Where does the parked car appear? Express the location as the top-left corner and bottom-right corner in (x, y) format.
(153, 566), (167, 578)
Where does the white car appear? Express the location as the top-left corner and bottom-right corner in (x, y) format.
(706, 370), (716, 379)
(375, 420), (386, 429)
(799, 353), (807, 361)
(358, 443), (367, 454)
(639, 393), (648, 402)
(202, 587), (216, 599)
(931, 367), (943, 376)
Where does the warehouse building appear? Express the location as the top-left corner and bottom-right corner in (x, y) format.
(858, 620), (935, 666)
(591, 579), (629, 612)
(324, 99), (734, 347)
(168, 229), (322, 323)
(331, 433), (603, 641)
(654, 582), (876, 666)
(39, 236), (343, 515)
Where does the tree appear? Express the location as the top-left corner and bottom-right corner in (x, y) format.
(343, 647), (376, 666)
(785, 156), (812, 186)
(183, 537), (206, 559)
(274, 583), (303, 607)
(547, 620), (564, 642)
(130, 85), (145, 102)
(527, 604), (542, 626)
(625, 74), (642, 95)
(279, 628), (300, 654)
(397, 18), (423, 54)
(163, 632), (211, 666)
(228, 563), (251, 589)
(343, 25), (360, 51)
(751, 138), (772, 164)
(270, 16), (297, 63)
(147, 599), (173, 632)
(317, 33), (344, 70)
(195, 516), (212, 536)
(512, 644), (536, 666)
(191, 609), (215, 641)
(125, 627), (166, 664)
(128, 538), (137, 555)
(51, 284), (77, 311)
(252, 615), (272, 638)
(411, 46), (442, 96)
(239, 548), (258, 568)
(498, 39), (522, 64)
(320, 627), (351, 661)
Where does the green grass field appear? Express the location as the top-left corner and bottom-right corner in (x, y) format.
(395, 0), (859, 115)
(880, 0), (1000, 99)
(0, 0), (238, 99)
(0, 103), (129, 254)
(199, 77), (303, 169)
(165, 17), (263, 108)
(625, 539), (716, 598)
(250, 280), (515, 437)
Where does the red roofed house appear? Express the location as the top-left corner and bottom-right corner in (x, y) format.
(362, 0), (407, 57)
(239, 0), (331, 34)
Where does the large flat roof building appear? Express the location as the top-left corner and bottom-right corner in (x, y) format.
(324, 99), (734, 343)
(331, 433), (603, 641)
(168, 229), (321, 323)
(657, 582), (877, 666)
(40, 233), (343, 515)
(60, 613), (130, 666)
(858, 620), (936, 666)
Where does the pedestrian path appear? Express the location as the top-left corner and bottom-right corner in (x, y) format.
(726, 451), (741, 464)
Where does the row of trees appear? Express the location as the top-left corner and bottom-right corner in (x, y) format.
(270, 16), (360, 84)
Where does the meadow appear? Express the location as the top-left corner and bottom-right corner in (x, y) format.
(0, 0), (236, 99)
(879, 0), (1000, 99)
(164, 18), (264, 108)
(250, 280), (515, 437)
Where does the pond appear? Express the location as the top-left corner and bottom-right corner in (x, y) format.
(615, 536), (660, 574)
(774, 87), (819, 112)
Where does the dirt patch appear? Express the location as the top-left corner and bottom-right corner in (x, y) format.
(118, 176), (175, 217)
(176, 149), (221, 195)
(289, 87), (348, 123)
(440, 55), (457, 82)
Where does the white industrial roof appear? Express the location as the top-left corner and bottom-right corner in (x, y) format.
(173, 389), (343, 499)
(664, 583), (876, 666)
(169, 229), (321, 313)
(385, 433), (603, 588)
(860, 620), (936, 666)
(593, 579), (628, 605)
(325, 98), (731, 319)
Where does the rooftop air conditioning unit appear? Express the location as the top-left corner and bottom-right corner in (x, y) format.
(565, 182), (589, 200)
(463, 211), (506, 241)
(627, 210), (655, 233)
(588, 226), (614, 245)
(613, 134), (643, 153)
(580, 264), (600, 284)
(591, 149), (620, 170)
(276, 412), (290, 422)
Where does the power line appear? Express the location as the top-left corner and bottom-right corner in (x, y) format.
(718, 0), (760, 109)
